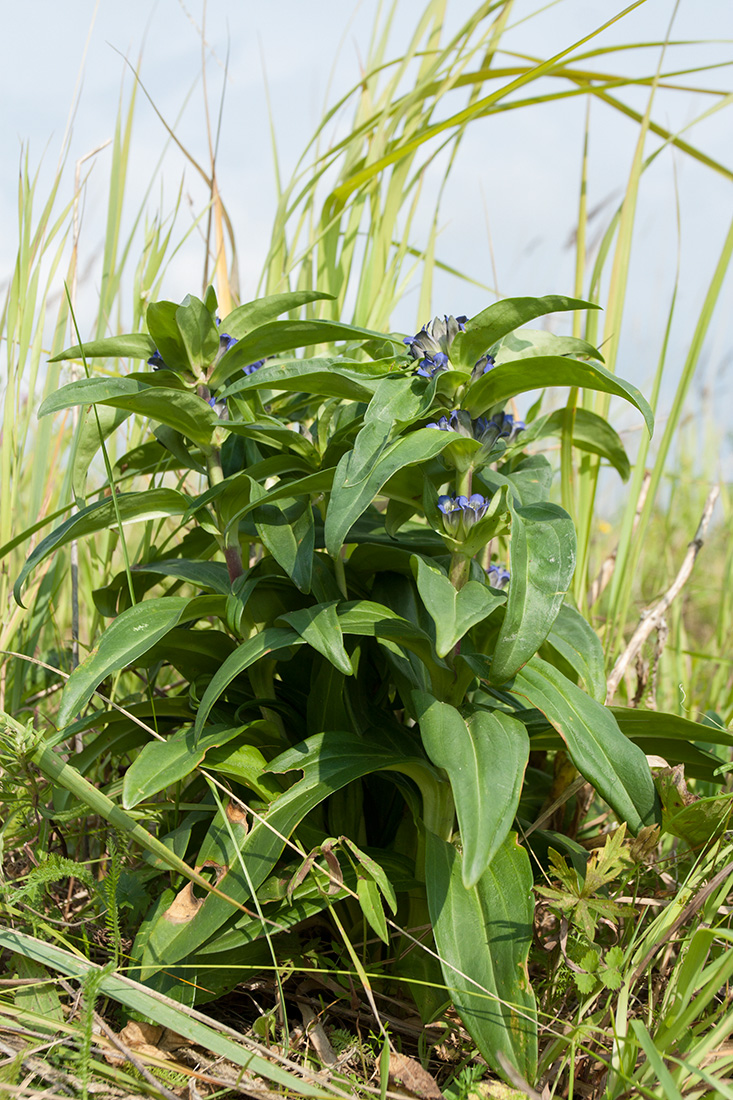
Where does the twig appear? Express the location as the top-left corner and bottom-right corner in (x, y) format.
(605, 485), (719, 704)
(587, 471), (651, 608)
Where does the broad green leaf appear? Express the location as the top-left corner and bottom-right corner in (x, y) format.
(338, 600), (445, 672)
(0, 930), (326, 1097)
(611, 707), (733, 748)
(48, 332), (156, 363)
(221, 290), (335, 337)
(146, 299), (190, 372)
(127, 559), (232, 595)
(356, 875), (390, 944)
(491, 498), (576, 684)
(176, 294), (220, 373)
(416, 696), (529, 887)
(544, 603), (607, 703)
(73, 404), (131, 504)
(426, 831), (537, 1080)
(224, 419), (320, 464)
(14, 488), (189, 605)
(222, 357), (392, 402)
(58, 597), (199, 724)
(451, 295), (599, 369)
(209, 318), (403, 388)
(278, 602), (353, 676)
(341, 838), (398, 915)
(655, 770), (732, 848)
(519, 408), (631, 481)
(193, 628), (304, 738)
(249, 478), (315, 593)
(38, 376), (218, 447)
(463, 355), (654, 436)
(411, 555), (504, 658)
(123, 723), (255, 807)
(494, 328), (604, 364)
(511, 656), (659, 831)
(325, 428), (454, 556)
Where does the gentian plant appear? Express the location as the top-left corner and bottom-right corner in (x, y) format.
(19, 289), (669, 1083)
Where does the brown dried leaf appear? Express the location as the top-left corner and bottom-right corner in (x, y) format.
(389, 1051), (443, 1099)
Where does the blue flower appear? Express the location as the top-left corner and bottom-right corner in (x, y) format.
(488, 564), (510, 590)
(147, 349), (166, 370)
(242, 358), (266, 376)
(404, 314), (467, 377)
(426, 409), (524, 447)
(437, 492), (490, 538)
(472, 352), (496, 377)
(219, 332), (238, 354)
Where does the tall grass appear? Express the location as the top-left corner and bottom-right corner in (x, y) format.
(2, 1), (733, 1094)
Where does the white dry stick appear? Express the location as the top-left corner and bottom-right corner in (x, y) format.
(587, 470), (651, 608)
(605, 485), (720, 704)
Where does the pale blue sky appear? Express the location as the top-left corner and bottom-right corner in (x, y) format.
(2, 0), (732, 458)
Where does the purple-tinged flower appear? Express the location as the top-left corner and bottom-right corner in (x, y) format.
(427, 409), (499, 442)
(147, 349), (166, 370)
(404, 314), (467, 377)
(474, 412), (526, 448)
(437, 494), (464, 531)
(242, 357), (266, 376)
(488, 564), (511, 590)
(437, 492), (491, 538)
(471, 352), (495, 379)
(219, 332), (238, 354)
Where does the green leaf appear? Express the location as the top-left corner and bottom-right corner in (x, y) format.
(511, 656), (659, 831)
(38, 376), (218, 447)
(193, 628), (304, 739)
(14, 488), (189, 605)
(146, 300), (190, 373)
(176, 294), (220, 373)
(325, 428), (454, 556)
(128, 558), (232, 595)
(491, 498), (576, 684)
(48, 333), (156, 363)
(209, 318), (403, 388)
(222, 357), (391, 402)
(338, 600), (445, 673)
(463, 355), (654, 437)
(278, 602), (353, 676)
(220, 290), (335, 337)
(426, 831), (537, 1081)
(494, 328), (604, 364)
(73, 404), (131, 504)
(356, 875), (390, 944)
(544, 603), (607, 703)
(411, 555), (504, 658)
(123, 723), (255, 807)
(59, 597), (200, 724)
(611, 707), (733, 749)
(519, 408), (631, 481)
(249, 478), (315, 593)
(451, 295), (599, 370)
(416, 696), (529, 887)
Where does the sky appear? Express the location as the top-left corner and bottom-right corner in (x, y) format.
(2, 0), (732, 478)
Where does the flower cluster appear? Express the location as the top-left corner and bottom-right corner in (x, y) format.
(438, 492), (490, 537)
(488, 564), (510, 590)
(404, 315), (467, 378)
(404, 313), (498, 380)
(426, 409), (525, 446)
